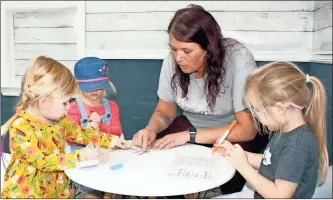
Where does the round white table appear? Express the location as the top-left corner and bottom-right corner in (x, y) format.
(65, 143), (235, 197)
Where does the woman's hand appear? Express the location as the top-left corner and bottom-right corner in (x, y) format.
(116, 138), (131, 149)
(215, 140), (250, 170)
(78, 145), (101, 160)
(132, 129), (157, 151)
(151, 131), (189, 150)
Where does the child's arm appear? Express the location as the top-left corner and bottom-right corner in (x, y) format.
(245, 151), (263, 169)
(67, 101), (81, 126)
(100, 101), (122, 135)
(9, 119), (83, 172)
(226, 142), (308, 198)
(60, 117), (119, 149)
(238, 165), (298, 198)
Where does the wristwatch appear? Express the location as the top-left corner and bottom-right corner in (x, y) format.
(188, 127), (197, 144)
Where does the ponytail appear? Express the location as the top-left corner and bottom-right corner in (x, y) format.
(305, 76), (329, 185)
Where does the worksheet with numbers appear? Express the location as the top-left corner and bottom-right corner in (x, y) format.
(167, 156), (215, 180)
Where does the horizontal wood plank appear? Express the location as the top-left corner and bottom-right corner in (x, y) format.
(86, 31), (169, 50)
(14, 44), (77, 60)
(86, 30), (312, 53)
(14, 59), (76, 76)
(86, 1), (314, 13)
(87, 11), (313, 32)
(14, 9), (75, 28)
(14, 28), (76, 43)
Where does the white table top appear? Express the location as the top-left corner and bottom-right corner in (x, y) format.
(65, 143), (235, 197)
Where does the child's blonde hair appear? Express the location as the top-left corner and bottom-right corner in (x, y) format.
(244, 61), (328, 185)
(1, 56), (79, 136)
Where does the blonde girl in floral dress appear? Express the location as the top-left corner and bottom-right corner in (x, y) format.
(0, 56), (129, 198)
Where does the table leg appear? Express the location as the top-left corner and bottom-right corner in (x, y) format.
(185, 193), (196, 199)
(69, 183), (76, 198)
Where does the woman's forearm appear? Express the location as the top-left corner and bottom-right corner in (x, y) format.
(195, 111), (256, 144)
(145, 111), (175, 134)
(195, 122), (256, 144)
(145, 99), (177, 134)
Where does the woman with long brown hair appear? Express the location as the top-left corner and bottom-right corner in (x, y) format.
(132, 4), (268, 195)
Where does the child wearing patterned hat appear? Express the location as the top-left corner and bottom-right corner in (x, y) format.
(67, 57), (125, 198)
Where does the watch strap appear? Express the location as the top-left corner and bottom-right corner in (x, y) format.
(189, 127), (196, 144)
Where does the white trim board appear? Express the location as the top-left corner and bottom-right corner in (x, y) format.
(311, 51), (333, 64)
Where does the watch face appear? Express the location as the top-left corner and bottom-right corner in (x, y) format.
(189, 127), (196, 133)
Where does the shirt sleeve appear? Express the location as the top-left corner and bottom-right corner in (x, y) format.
(274, 143), (310, 183)
(9, 118), (82, 172)
(100, 101), (123, 135)
(231, 45), (257, 112)
(60, 117), (119, 149)
(67, 101), (81, 126)
(157, 54), (176, 103)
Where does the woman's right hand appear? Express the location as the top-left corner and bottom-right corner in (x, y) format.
(132, 128), (157, 151)
(78, 145), (101, 160)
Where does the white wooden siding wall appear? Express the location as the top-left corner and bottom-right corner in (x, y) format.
(13, 9), (77, 76)
(85, 1), (314, 61)
(313, 1), (332, 52)
(1, 1), (332, 96)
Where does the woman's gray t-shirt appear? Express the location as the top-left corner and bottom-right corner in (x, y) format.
(157, 42), (257, 128)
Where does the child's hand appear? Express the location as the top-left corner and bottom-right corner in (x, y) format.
(89, 112), (101, 125)
(115, 138), (131, 149)
(213, 140), (233, 156)
(213, 143), (227, 156)
(220, 141), (249, 170)
(78, 145), (101, 160)
(87, 122), (100, 131)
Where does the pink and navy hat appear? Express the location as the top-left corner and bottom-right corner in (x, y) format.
(74, 57), (111, 92)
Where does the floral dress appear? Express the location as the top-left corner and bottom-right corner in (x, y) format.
(1, 112), (118, 198)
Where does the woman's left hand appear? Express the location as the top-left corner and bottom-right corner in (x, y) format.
(151, 131), (189, 150)
(115, 138), (131, 149)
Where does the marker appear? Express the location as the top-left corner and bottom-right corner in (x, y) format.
(211, 120), (237, 154)
(87, 143), (94, 149)
(110, 163), (123, 170)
